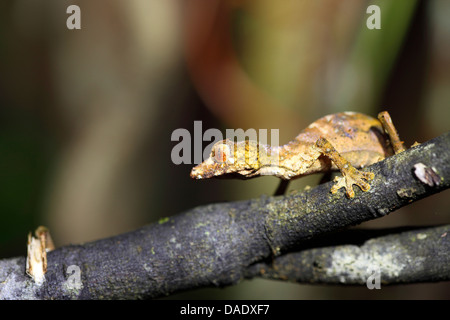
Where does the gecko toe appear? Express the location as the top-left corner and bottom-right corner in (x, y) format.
(357, 181), (371, 192)
(362, 171), (375, 181)
(345, 185), (355, 198)
(330, 169), (374, 198)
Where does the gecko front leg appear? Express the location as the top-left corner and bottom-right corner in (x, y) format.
(314, 138), (375, 198)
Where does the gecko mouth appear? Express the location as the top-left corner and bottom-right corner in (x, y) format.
(190, 164), (217, 179)
(190, 162), (241, 179)
(190, 167), (207, 179)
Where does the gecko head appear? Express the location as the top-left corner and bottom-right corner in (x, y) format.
(190, 139), (260, 179)
(190, 139), (237, 179)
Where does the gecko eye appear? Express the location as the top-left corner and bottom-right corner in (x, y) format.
(213, 144), (231, 163)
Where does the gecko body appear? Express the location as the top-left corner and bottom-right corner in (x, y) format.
(190, 111), (404, 198)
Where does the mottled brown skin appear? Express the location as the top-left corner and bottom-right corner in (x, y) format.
(191, 111), (404, 198)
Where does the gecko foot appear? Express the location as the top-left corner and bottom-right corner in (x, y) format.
(330, 167), (375, 198)
(314, 137), (375, 198)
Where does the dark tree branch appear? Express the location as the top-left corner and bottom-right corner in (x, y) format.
(246, 225), (450, 285)
(0, 132), (449, 299)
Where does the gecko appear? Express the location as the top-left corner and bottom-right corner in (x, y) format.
(190, 111), (405, 198)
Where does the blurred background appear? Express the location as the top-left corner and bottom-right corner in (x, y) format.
(0, 0), (449, 299)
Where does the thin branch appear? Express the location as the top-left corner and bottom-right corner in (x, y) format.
(0, 132), (449, 299)
(246, 225), (450, 285)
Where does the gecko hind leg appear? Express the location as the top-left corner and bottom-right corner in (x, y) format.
(319, 171), (333, 184)
(378, 111), (405, 154)
(315, 138), (374, 198)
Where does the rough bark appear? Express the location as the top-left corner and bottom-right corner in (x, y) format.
(246, 225), (450, 285)
(0, 132), (449, 299)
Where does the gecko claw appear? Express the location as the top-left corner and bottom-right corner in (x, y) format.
(331, 169), (374, 198)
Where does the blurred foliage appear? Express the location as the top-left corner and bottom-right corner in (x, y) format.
(0, 109), (54, 255)
(336, 0), (419, 111)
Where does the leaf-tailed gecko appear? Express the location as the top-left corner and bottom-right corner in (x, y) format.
(190, 111), (405, 198)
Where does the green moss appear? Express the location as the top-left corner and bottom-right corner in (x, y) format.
(158, 217), (170, 224)
(195, 222), (208, 228)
